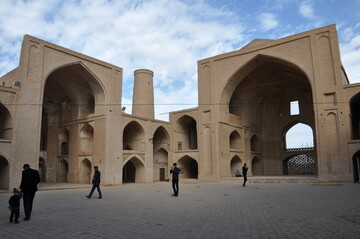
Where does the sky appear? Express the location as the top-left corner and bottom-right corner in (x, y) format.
(0, 0), (359, 148)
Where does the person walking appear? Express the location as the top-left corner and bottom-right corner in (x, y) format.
(242, 163), (248, 187)
(86, 166), (102, 199)
(20, 164), (41, 221)
(170, 163), (181, 197)
(8, 188), (23, 224)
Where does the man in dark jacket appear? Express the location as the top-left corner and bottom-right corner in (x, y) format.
(20, 164), (41, 221)
(86, 166), (102, 199)
(170, 163), (181, 197)
(242, 163), (248, 187)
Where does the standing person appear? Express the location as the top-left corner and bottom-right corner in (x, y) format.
(242, 163), (248, 187)
(170, 163), (181, 197)
(8, 188), (23, 224)
(20, 164), (41, 221)
(86, 166), (102, 199)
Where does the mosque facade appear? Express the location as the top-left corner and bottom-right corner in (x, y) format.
(1, 24), (359, 190)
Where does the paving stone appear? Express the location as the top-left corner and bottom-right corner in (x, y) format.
(0, 182), (359, 239)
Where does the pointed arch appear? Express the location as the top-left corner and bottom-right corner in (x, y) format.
(229, 130), (241, 150)
(284, 122), (314, 149)
(177, 156), (198, 179)
(79, 124), (94, 155)
(350, 93), (360, 139)
(176, 115), (197, 150)
(80, 158), (91, 183)
(123, 121), (145, 151)
(251, 156), (262, 176)
(230, 155), (242, 176)
(123, 156), (145, 183)
(58, 159), (68, 183)
(0, 103), (12, 140)
(0, 156), (9, 189)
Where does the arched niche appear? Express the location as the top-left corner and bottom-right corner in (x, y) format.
(0, 156), (9, 189)
(229, 130), (241, 150)
(176, 115), (197, 150)
(58, 128), (70, 155)
(58, 159), (68, 183)
(350, 93), (360, 139)
(80, 158), (91, 183)
(79, 124), (94, 155)
(230, 155), (242, 176)
(251, 156), (262, 176)
(123, 121), (145, 151)
(0, 103), (12, 140)
(250, 135), (259, 152)
(177, 156), (198, 179)
(154, 148), (168, 181)
(123, 157), (145, 183)
(39, 158), (46, 182)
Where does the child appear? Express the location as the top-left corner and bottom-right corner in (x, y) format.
(8, 188), (22, 224)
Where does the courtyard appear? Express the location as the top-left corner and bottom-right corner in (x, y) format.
(0, 182), (359, 239)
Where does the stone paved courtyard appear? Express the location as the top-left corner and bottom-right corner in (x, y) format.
(1, 182), (359, 239)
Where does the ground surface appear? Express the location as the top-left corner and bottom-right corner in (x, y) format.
(0, 182), (359, 239)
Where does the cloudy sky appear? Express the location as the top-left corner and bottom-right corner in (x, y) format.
(0, 0), (359, 147)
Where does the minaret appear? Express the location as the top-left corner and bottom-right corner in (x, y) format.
(132, 69), (154, 119)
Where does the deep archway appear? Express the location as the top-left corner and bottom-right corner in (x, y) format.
(42, 63), (105, 184)
(350, 93), (360, 139)
(230, 155), (242, 176)
(0, 156), (9, 189)
(123, 157), (145, 183)
(352, 151), (360, 182)
(0, 103), (12, 140)
(153, 126), (170, 181)
(230, 130), (241, 150)
(176, 115), (197, 150)
(222, 55), (315, 176)
(58, 159), (68, 183)
(39, 158), (46, 182)
(80, 158), (91, 183)
(178, 156), (198, 179)
(123, 121), (145, 151)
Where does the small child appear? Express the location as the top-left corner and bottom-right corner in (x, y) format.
(8, 188), (22, 224)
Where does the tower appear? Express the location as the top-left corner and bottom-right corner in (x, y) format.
(132, 69), (154, 119)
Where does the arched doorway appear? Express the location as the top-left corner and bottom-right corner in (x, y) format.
(58, 159), (68, 183)
(39, 158), (46, 182)
(230, 155), (242, 176)
(353, 151), (360, 182)
(178, 156), (198, 179)
(122, 157), (145, 183)
(0, 156), (9, 189)
(80, 158), (91, 183)
(153, 126), (170, 181)
(283, 155), (316, 175)
(123, 161), (136, 183)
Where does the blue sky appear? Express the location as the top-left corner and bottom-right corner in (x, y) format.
(1, 0), (360, 147)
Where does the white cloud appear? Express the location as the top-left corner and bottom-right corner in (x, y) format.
(298, 0), (315, 19)
(0, 0), (245, 121)
(341, 34), (360, 83)
(258, 13), (279, 31)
